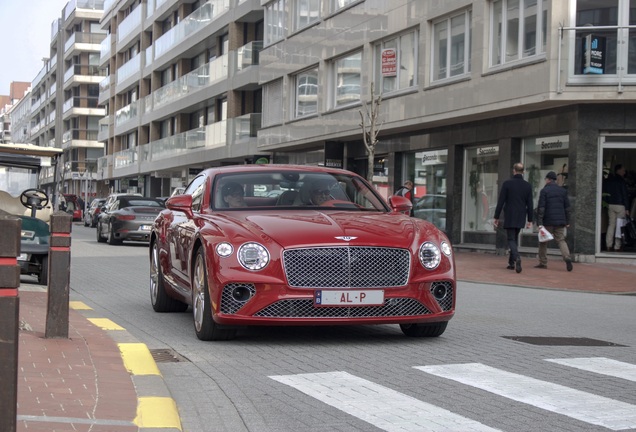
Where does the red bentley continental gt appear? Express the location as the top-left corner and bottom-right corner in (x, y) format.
(150, 165), (455, 341)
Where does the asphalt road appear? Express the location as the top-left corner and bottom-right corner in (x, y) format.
(66, 223), (636, 432)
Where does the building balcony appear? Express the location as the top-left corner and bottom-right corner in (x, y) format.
(96, 154), (112, 180)
(62, 128), (102, 149)
(231, 113), (261, 143)
(117, 5), (142, 44)
(236, 41), (262, 72)
(64, 64), (107, 87)
(153, 0), (229, 60)
(115, 99), (141, 128)
(97, 115), (112, 141)
(62, 96), (103, 118)
(100, 33), (111, 62)
(116, 54), (141, 85)
(64, 31), (105, 56)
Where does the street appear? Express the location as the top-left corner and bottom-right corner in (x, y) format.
(62, 224), (636, 432)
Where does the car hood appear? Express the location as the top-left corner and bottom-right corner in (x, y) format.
(220, 210), (426, 249)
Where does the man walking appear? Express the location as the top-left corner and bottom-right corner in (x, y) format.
(603, 164), (631, 252)
(493, 163), (533, 273)
(535, 171), (573, 271)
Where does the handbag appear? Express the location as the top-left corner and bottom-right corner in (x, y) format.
(623, 216), (636, 246)
(538, 226), (554, 242)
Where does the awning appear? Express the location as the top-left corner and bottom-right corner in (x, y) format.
(0, 142), (63, 158)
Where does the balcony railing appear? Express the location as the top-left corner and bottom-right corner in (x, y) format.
(64, 0), (105, 19)
(117, 6), (142, 43)
(139, 121), (227, 163)
(99, 75), (110, 92)
(151, 55), (228, 110)
(100, 33), (111, 60)
(116, 55), (141, 84)
(63, 96), (99, 113)
(115, 100), (140, 126)
(113, 148), (136, 168)
(154, 0), (229, 59)
(236, 41), (263, 71)
(231, 113), (261, 142)
(63, 128), (99, 144)
(65, 32), (105, 53)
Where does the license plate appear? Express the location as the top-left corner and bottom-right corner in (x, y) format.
(315, 290), (384, 306)
(139, 225), (151, 231)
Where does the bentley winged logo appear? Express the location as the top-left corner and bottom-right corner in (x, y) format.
(335, 236), (357, 241)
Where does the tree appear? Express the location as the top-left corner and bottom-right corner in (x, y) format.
(359, 84), (382, 183)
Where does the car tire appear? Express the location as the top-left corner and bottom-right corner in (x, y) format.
(150, 241), (188, 313)
(90, 216), (97, 228)
(96, 223), (106, 243)
(37, 256), (48, 286)
(107, 223), (122, 245)
(400, 321), (447, 337)
(192, 247), (236, 341)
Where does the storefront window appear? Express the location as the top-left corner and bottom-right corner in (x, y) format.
(464, 146), (499, 232)
(411, 150), (448, 231)
(523, 135), (569, 210)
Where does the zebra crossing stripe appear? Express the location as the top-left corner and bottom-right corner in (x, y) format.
(545, 357), (636, 382)
(415, 363), (636, 431)
(269, 371), (502, 432)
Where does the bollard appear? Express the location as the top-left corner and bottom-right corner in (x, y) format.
(45, 211), (72, 339)
(0, 215), (21, 432)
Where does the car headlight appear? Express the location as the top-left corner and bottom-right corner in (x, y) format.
(440, 241), (452, 257)
(237, 242), (270, 271)
(215, 242), (234, 257)
(419, 242), (441, 270)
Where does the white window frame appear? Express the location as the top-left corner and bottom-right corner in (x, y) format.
(330, 50), (362, 109)
(294, 67), (319, 118)
(262, 79), (284, 126)
(330, 0), (359, 13)
(431, 10), (471, 83)
(265, 0), (287, 45)
(489, 0), (546, 68)
(374, 29), (419, 94)
(294, 0), (320, 31)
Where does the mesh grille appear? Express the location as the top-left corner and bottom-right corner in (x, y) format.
(430, 281), (454, 311)
(283, 247), (410, 288)
(253, 298), (430, 318)
(220, 283), (256, 314)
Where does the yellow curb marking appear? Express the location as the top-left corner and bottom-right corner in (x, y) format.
(69, 301), (92, 310)
(134, 396), (182, 430)
(88, 318), (125, 331)
(117, 343), (161, 376)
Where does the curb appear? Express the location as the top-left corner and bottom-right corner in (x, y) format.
(70, 301), (183, 431)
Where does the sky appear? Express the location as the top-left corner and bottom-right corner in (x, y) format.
(0, 0), (70, 96)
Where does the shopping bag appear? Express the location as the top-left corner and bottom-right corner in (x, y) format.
(623, 217), (636, 246)
(615, 217), (626, 239)
(538, 226), (554, 242)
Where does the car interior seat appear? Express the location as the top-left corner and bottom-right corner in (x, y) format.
(276, 190), (298, 206)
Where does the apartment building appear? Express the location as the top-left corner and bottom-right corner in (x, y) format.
(255, 0), (636, 259)
(97, 0), (264, 197)
(21, 0), (107, 199)
(2, 82), (32, 143)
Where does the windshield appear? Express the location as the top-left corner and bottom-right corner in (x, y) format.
(0, 165), (39, 197)
(212, 171), (389, 211)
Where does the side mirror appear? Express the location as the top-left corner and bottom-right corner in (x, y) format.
(388, 195), (412, 215)
(166, 194), (193, 218)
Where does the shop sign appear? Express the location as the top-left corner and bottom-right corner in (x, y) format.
(418, 150), (448, 166)
(324, 141), (344, 169)
(534, 135), (569, 151)
(582, 34), (606, 75)
(381, 48), (397, 77)
(477, 146), (498, 157)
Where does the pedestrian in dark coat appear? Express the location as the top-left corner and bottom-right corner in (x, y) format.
(493, 163), (533, 273)
(535, 171), (573, 271)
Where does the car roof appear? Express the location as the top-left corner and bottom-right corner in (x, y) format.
(199, 164), (355, 176)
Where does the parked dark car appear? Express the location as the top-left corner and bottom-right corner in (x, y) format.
(96, 196), (165, 245)
(84, 197), (106, 227)
(150, 165), (455, 341)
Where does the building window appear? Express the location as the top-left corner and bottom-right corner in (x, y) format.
(523, 135), (570, 207)
(490, 0), (547, 67)
(432, 10), (471, 82)
(374, 29), (418, 93)
(332, 50), (361, 108)
(263, 79), (283, 126)
(464, 146), (499, 232)
(331, 0), (358, 13)
(265, 0), (286, 45)
(294, 68), (318, 118)
(409, 150), (448, 231)
(294, 0), (320, 30)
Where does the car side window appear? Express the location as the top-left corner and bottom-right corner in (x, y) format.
(184, 175), (206, 212)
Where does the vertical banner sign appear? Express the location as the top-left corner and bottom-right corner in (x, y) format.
(582, 34), (606, 74)
(381, 48), (397, 77)
(324, 141), (344, 169)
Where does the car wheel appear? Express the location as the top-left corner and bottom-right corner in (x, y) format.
(400, 322), (447, 337)
(37, 256), (48, 286)
(150, 241), (188, 313)
(90, 216), (97, 228)
(96, 222), (106, 243)
(192, 247), (236, 341)
(107, 223), (122, 245)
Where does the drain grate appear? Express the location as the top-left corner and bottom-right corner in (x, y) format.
(502, 336), (628, 347)
(149, 348), (189, 363)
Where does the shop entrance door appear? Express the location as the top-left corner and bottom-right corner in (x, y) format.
(599, 141), (636, 253)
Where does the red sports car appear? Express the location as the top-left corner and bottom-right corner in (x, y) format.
(150, 165), (455, 341)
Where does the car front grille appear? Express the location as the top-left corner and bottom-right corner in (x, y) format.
(253, 298), (430, 318)
(283, 247), (410, 288)
(220, 283), (256, 314)
(430, 281), (454, 311)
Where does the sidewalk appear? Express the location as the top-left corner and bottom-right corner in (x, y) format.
(14, 251), (636, 431)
